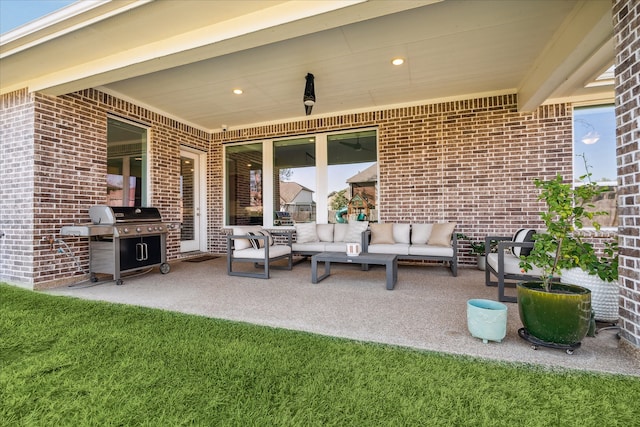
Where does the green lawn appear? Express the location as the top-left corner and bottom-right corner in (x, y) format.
(1, 284), (638, 426)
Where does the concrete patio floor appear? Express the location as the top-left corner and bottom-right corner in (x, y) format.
(45, 257), (639, 377)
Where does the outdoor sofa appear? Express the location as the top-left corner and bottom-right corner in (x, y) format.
(291, 222), (458, 276)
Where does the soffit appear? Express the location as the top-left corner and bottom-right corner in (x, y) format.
(0, 0), (614, 131)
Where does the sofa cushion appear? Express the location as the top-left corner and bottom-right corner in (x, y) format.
(234, 244), (291, 259)
(367, 243), (409, 255)
(427, 222), (456, 247)
(411, 224), (432, 244)
(295, 222), (318, 243)
(316, 224), (334, 242)
(512, 228), (536, 257)
(232, 226), (263, 250)
(333, 223), (349, 242)
(393, 224), (411, 244)
(345, 221), (369, 243)
(324, 242), (348, 252)
(370, 223), (394, 244)
(409, 244), (453, 257)
(292, 242), (327, 253)
(487, 252), (544, 276)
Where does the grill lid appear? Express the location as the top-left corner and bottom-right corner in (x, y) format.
(89, 205), (162, 224)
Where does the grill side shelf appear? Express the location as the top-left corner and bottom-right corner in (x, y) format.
(60, 224), (113, 237)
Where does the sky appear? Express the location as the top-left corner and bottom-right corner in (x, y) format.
(0, 0), (76, 35)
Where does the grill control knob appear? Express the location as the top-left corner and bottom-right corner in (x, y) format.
(123, 228), (129, 234)
(136, 227), (141, 233)
(148, 226), (153, 232)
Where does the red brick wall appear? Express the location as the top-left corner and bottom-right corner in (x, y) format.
(0, 89), (209, 287)
(614, 0), (640, 349)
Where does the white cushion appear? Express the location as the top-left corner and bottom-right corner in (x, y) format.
(316, 224), (334, 242)
(232, 226), (263, 250)
(324, 242), (348, 252)
(409, 245), (453, 257)
(393, 224), (411, 244)
(345, 221), (369, 243)
(427, 223), (456, 247)
(411, 224), (432, 244)
(367, 243), (409, 255)
(333, 223), (349, 242)
(487, 252), (544, 276)
(295, 222), (318, 243)
(292, 242), (326, 252)
(233, 245), (291, 259)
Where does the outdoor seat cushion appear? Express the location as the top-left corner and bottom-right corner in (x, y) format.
(487, 252), (544, 276)
(367, 243), (410, 255)
(292, 242), (326, 252)
(408, 245), (453, 257)
(323, 242), (348, 252)
(233, 245), (291, 259)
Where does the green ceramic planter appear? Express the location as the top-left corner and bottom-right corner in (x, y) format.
(517, 282), (591, 345)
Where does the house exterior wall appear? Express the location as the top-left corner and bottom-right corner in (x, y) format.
(212, 95), (576, 257)
(0, 88), (209, 288)
(3, 90), (611, 274)
(614, 0), (640, 349)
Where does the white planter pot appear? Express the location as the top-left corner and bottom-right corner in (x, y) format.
(476, 255), (486, 271)
(561, 268), (619, 323)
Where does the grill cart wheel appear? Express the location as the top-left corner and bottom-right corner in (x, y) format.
(160, 263), (170, 274)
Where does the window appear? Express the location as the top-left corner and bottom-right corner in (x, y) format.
(573, 105), (617, 228)
(274, 137), (316, 223)
(225, 143), (263, 225)
(327, 130), (377, 223)
(224, 129), (378, 226)
(106, 118), (148, 206)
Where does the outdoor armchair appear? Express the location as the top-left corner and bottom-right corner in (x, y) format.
(226, 227), (293, 279)
(484, 229), (544, 302)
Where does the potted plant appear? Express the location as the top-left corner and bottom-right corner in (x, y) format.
(518, 160), (612, 351)
(457, 234), (492, 270)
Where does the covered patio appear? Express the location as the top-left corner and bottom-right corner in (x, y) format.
(1, 0), (638, 366)
(45, 260), (639, 377)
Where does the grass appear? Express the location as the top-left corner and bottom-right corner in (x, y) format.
(1, 284), (638, 426)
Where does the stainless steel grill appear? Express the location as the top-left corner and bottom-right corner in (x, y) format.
(60, 205), (171, 285)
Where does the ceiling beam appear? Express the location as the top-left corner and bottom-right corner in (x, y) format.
(517, 0), (612, 112)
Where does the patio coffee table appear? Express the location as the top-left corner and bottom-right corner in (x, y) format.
(311, 252), (398, 290)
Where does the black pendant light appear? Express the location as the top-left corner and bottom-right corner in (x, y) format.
(303, 73), (315, 115)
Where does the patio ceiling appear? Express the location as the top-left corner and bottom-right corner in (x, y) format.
(0, 0), (615, 132)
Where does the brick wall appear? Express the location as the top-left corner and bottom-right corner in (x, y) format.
(614, 0), (640, 349)
(211, 95), (573, 259)
(0, 89), (209, 288)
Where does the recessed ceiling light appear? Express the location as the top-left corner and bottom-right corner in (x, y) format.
(392, 58), (404, 66)
(233, 89), (243, 95)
